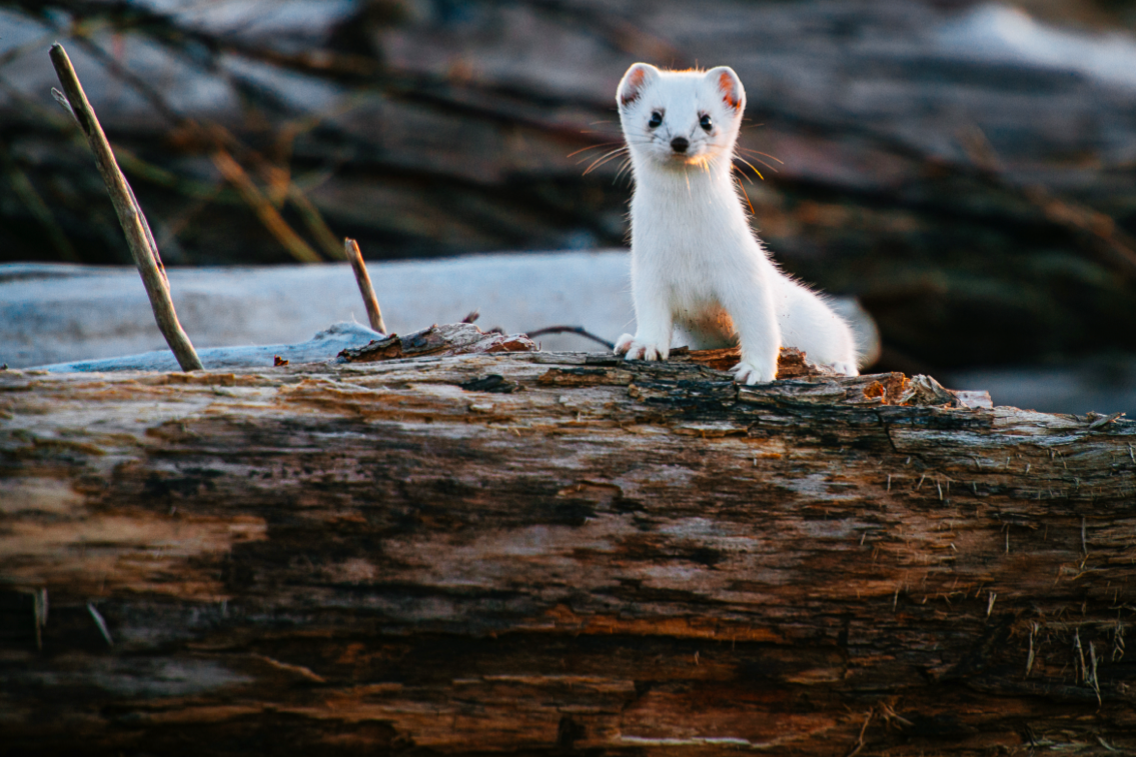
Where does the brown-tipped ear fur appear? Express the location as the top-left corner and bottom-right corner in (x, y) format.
(706, 66), (744, 112)
(618, 63), (659, 107)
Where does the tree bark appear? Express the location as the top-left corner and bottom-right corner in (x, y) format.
(2, 341), (1135, 755)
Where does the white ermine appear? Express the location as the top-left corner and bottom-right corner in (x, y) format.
(613, 63), (859, 383)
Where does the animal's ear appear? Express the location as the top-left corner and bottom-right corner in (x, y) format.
(705, 66), (745, 112)
(617, 63), (659, 107)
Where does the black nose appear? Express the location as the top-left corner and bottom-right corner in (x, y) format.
(670, 137), (689, 153)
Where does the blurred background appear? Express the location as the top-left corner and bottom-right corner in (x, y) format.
(3, 0), (1136, 413)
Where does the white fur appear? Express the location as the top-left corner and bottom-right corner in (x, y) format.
(613, 63), (859, 383)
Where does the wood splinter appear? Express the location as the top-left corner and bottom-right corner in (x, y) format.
(49, 43), (203, 372)
(344, 237), (387, 334)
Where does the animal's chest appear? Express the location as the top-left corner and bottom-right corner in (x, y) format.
(641, 213), (721, 296)
(648, 214), (740, 345)
(667, 268), (718, 313)
(657, 248), (732, 339)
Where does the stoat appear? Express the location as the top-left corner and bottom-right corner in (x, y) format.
(613, 63), (859, 383)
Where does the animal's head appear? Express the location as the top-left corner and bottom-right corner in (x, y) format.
(616, 63), (745, 169)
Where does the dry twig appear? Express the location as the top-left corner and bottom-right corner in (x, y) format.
(49, 43), (203, 372)
(526, 325), (615, 350)
(344, 238), (387, 333)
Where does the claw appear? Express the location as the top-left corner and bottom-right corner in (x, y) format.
(614, 334), (667, 362)
(731, 359), (776, 385)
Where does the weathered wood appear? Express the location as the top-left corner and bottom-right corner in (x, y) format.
(339, 322), (538, 363)
(2, 342), (1135, 755)
(48, 43), (204, 373)
(36, 322), (384, 373)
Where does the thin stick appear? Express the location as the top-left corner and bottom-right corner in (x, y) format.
(50, 43), (203, 372)
(526, 325), (615, 350)
(344, 238), (386, 333)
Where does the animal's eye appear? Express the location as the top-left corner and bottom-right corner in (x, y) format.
(648, 111), (663, 128)
(699, 114), (712, 132)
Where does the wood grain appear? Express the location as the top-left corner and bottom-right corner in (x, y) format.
(2, 344), (1135, 754)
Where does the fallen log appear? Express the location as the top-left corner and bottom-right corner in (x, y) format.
(2, 334), (1135, 755)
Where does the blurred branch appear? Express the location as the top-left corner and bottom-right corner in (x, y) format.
(156, 182), (226, 250)
(59, 26), (341, 263)
(0, 135), (79, 262)
(210, 145), (322, 263)
(289, 184), (346, 261)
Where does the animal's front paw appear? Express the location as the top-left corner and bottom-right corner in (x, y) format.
(615, 334), (669, 361)
(731, 357), (777, 385)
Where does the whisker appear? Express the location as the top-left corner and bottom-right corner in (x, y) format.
(585, 146), (629, 161)
(584, 157), (625, 175)
(583, 147), (630, 175)
(740, 149), (784, 165)
(614, 157), (634, 184)
(734, 156), (765, 181)
(567, 141), (625, 159)
(737, 148), (783, 171)
(731, 163), (755, 185)
(580, 148), (626, 168)
(582, 158), (623, 174)
(738, 177), (756, 216)
(737, 154), (779, 173)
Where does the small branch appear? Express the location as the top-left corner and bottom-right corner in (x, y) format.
(49, 43), (203, 372)
(344, 238), (387, 333)
(526, 325), (615, 350)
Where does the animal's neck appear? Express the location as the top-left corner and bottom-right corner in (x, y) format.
(633, 153), (733, 191)
(631, 152), (742, 216)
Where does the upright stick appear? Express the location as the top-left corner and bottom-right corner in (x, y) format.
(50, 43), (203, 372)
(344, 238), (387, 333)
